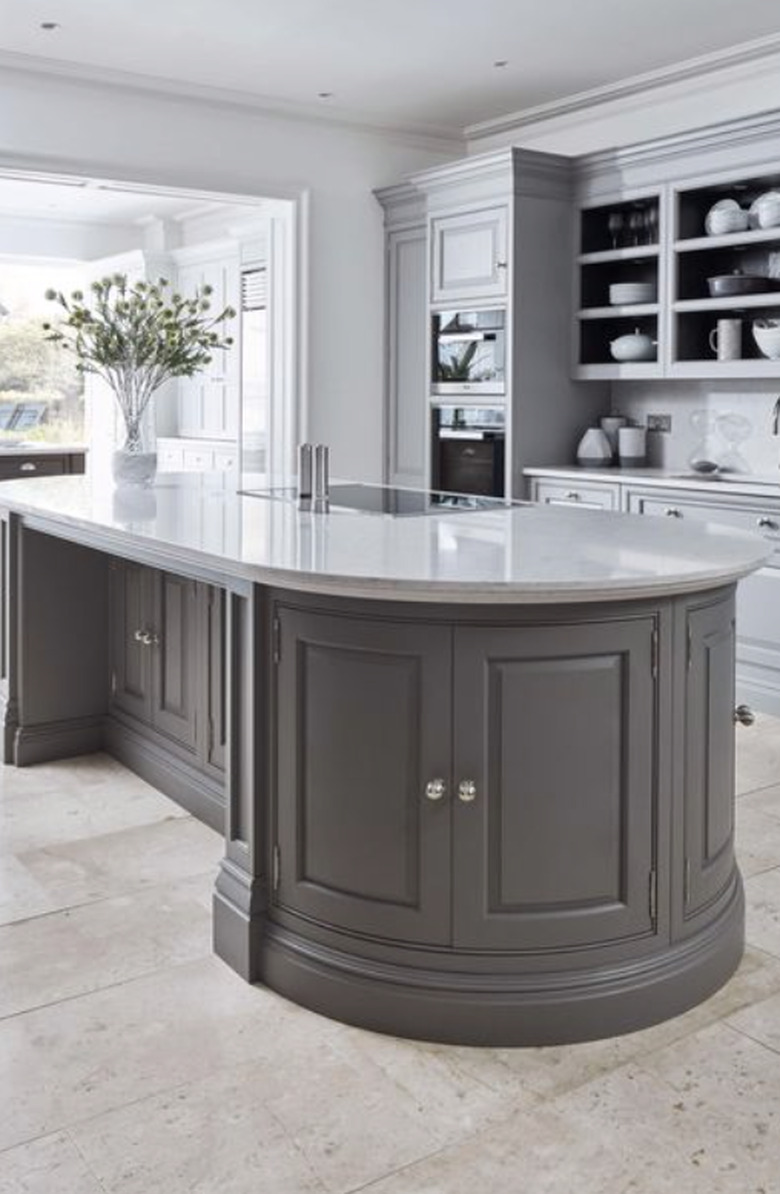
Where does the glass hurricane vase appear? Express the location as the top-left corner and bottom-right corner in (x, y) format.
(112, 408), (157, 489)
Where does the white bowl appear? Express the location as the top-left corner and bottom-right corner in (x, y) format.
(705, 199), (749, 236)
(609, 331), (657, 362)
(609, 282), (656, 305)
(752, 320), (780, 359)
(749, 191), (780, 229)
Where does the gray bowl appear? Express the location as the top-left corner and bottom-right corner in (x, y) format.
(707, 274), (773, 297)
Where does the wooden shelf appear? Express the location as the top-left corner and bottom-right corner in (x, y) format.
(674, 293), (780, 313)
(578, 303), (658, 320)
(577, 245), (659, 266)
(674, 226), (780, 253)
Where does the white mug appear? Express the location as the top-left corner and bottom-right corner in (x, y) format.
(708, 318), (742, 361)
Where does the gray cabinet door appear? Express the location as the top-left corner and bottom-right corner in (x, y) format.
(683, 597), (737, 918)
(205, 585), (227, 772)
(110, 561), (154, 724)
(453, 618), (657, 950)
(275, 607), (452, 944)
(151, 572), (198, 752)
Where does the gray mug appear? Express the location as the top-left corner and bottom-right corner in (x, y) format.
(708, 319), (742, 361)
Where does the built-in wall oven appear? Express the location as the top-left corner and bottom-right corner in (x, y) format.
(432, 406), (506, 499)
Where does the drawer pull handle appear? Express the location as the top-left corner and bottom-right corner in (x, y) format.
(19, 462), (37, 472)
(664, 507), (682, 518)
(734, 704), (756, 727)
(757, 517), (779, 531)
(458, 779), (477, 804)
(425, 778), (447, 802)
(496, 261), (508, 270)
(565, 491), (580, 501)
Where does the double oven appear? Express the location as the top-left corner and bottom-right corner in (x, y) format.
(430, 307), (506, 498)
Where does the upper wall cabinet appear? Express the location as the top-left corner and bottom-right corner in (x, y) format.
(430, 206), (509, 303)
(574, 189), (664, 380)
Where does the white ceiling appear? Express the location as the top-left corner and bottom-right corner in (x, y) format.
(1, 0), (780, 134)
(0, 177), (220, 223)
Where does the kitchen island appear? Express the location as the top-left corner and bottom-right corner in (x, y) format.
(0, 474), (770, 1045)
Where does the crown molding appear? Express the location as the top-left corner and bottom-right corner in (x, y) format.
(0, 48), (463, 154)
(465, 32), (780, 144)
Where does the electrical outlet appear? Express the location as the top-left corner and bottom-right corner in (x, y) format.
(647, 413), (672, 433)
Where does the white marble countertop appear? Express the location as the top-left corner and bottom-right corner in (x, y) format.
(0, 473), (771, 604)
(524, 464), (780, 500)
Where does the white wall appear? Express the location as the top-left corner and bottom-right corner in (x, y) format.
(0, 64), (457, 479)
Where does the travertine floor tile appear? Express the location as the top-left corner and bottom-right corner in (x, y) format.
(17, 816), (220, 908)
(727, 985), (780, 1053)
(0, 853), (60, 928)
(736, 802), (780, 876)
(0, 874), (214, 1020)
(740, 780), (780, 821)
(744, 867), (780, 959)
(736, 714), (780, 795)
(0, 1131), (104, 1194)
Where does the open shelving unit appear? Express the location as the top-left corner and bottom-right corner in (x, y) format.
(574, 191), (663, 379)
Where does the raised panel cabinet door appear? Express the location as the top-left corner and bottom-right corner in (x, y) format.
(151, 572), (198, 752)
(683, 596), (737, 919)
(387, 227), (427, 489)
(453, 617), (657, 950)
(274, 607), (452, 944)
(109, 561), (154, 724)
(431, 207), (508, 302)
(206, 585), (227, 772)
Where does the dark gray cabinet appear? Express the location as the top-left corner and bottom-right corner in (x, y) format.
(0, 451), (86, 481)
(681, 595), (737, 923)
(273, 604), (658, 952)
(108, 559), (225, 825)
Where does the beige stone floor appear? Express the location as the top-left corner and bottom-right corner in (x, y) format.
(1, 723), (780, 1194)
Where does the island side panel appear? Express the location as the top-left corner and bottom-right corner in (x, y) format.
(14, 523), (109, 763)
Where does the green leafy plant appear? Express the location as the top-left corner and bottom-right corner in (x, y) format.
(437, 339), (479, 381)
(43, 273), (236, 452)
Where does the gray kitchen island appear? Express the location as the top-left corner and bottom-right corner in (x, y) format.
(0, 474), (770, 1045)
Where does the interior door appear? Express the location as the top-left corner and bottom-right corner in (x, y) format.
(452, 617), (657, 950)
(274, 607), (452, 943)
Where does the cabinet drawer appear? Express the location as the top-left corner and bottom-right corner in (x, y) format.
(627, 489), (780, 564)
(0, 455), (66, 480)
(532, 478), (619, 511)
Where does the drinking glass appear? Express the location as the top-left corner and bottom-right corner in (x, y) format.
(628, 209), (645, 246)
(607, 211), (624, 249)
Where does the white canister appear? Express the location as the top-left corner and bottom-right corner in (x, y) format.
(576, 427), (613, 468)
(708, 318), (742, 361)
(600, 415), (627, 455)
(618, 426), (647, 468)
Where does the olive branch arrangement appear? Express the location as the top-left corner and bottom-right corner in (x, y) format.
(43, 273), (236, 451)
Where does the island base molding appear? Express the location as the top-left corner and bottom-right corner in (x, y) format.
(255, 886), (744, 1046)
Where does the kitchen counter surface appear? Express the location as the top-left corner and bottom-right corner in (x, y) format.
(0, 443), (86, 456)
(0, 472), (770, 604)
(525, 464), (780, 498)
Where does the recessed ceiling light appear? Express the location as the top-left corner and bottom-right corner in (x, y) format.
(493, 60), (508, 69)
(40, 21), (60, 30)
(317, 92), (334, 100)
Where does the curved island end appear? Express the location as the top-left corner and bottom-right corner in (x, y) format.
(0, 477), (771, 1046)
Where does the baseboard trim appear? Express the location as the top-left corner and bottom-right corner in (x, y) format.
(104, 717), (225, 832)
(14, 714), (104, 765)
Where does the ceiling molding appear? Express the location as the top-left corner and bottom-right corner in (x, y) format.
(0, 48), (463, 153)
(465, 31), (780, 143)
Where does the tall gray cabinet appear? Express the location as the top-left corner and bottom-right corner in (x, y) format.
(376, 149), (606, 497)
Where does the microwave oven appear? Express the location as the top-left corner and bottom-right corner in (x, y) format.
(431, 308), (506, 396)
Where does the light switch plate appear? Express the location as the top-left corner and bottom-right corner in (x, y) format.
(647, 413), (672, 433)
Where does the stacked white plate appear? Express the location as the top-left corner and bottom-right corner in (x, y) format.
(609, 282), (656, 305)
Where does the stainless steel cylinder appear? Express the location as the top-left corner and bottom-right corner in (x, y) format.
(297, 443), (313, 501)
(313, 444), (330, 504)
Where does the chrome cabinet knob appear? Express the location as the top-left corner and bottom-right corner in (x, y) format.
(734, 704), (756, 726)
(757, 517), (779, 531)
(19, 462), (37, 472)
(458, 779), (477, 803)
(664, 507), (682, 518)
(425, 778), (446, 802)
(133, 629), (159, 647)
(496, 261), (508, 270)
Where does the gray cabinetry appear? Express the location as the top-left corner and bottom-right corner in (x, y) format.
(108, 558), (225, 826)
(530, 476), (620, 509)
(679, 594), (737, 928)
(454, 618), (657, 950)
(0, 451), (86, 481)
(430, 206), (508, 302)
(273, 602), (658, 953)
(386, 226), (428, 490)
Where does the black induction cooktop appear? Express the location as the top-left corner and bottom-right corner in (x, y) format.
(240, 482), (508, 517)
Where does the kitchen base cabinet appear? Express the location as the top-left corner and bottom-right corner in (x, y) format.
(107, 559), (225, 830)
(261, 589), (743, 1046)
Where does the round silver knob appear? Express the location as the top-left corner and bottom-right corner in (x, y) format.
(425, 778), (446, 802)
(458, 779), (477, 803)
(664, 507), (682, 518)
(734, 704), (756, 727)
(757, 517), (779, 531)
(19, 462), (37, 472)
